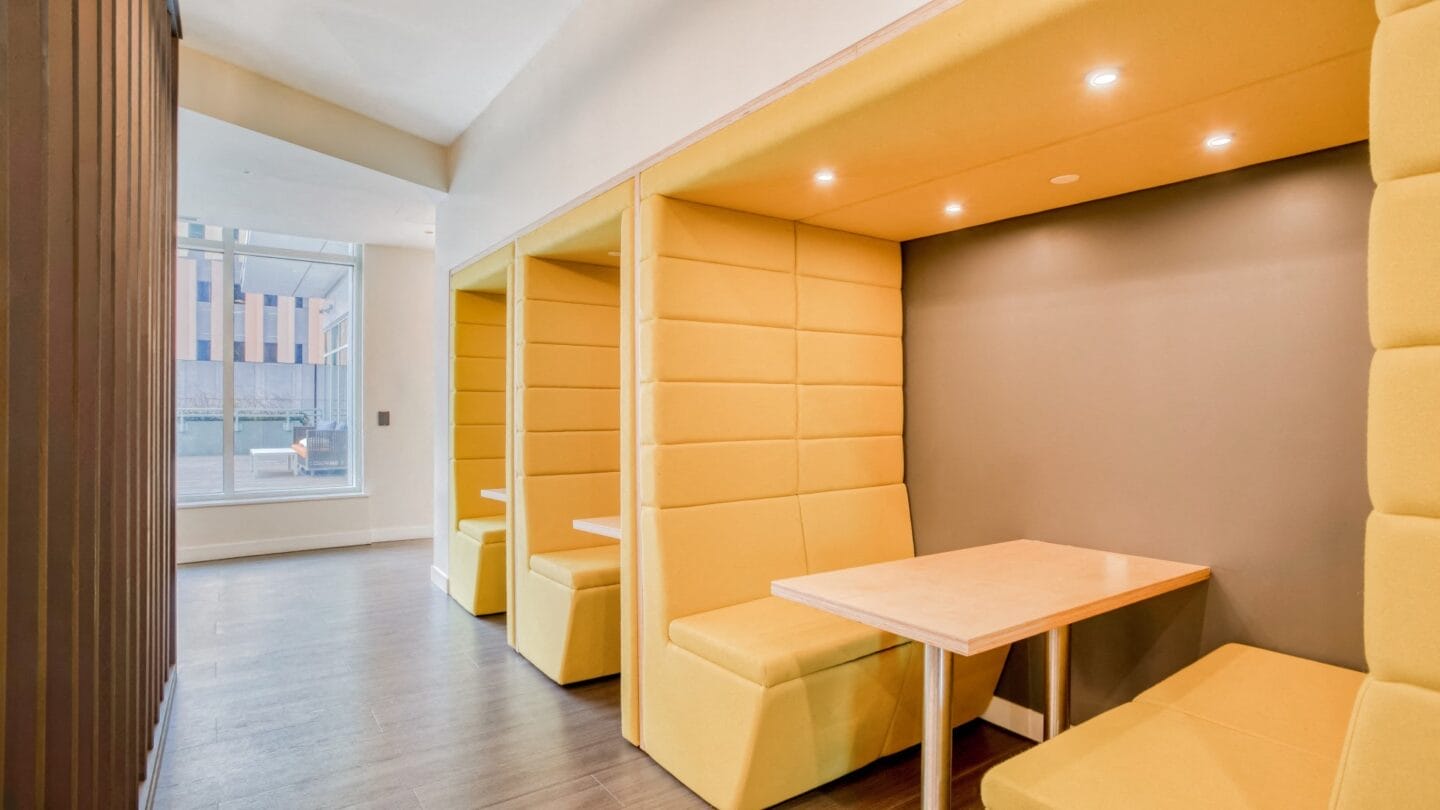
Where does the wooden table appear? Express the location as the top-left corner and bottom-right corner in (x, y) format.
(572, 515), (620, 541)
(479, 488), (508, 503)
(772, 539), (1209, 810)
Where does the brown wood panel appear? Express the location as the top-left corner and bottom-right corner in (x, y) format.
(1, 0), (178, 805)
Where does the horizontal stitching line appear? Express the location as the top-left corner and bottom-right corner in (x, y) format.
(648, 253), (792, 275)
(638, 314), (794, 330)
(524, 298), (620, 309)
(797, 274), (901, 291)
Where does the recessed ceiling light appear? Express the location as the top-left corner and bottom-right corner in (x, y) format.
(944, 202), (964, 216)
(1050, 174), (1081, 185)
(1205, 133), (1235, 150)
(813, 169), (836, 185)
(1085, 68), (1120, 88)
(606, 250), (621, 257)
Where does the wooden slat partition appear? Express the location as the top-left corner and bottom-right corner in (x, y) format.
(1, 0), (179, 805)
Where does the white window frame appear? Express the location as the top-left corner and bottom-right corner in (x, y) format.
(176, 225), (365, 506)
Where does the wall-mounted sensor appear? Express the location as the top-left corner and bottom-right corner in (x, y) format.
(378, 411), (390, 427)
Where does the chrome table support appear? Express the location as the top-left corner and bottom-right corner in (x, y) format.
(922, 643), (953, 810)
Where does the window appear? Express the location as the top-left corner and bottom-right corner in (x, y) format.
(174, 223), (362, 503)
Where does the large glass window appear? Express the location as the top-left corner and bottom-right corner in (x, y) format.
(175, 223), (362, 503)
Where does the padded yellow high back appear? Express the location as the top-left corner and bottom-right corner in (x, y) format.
(511, 256), (623, 683)
(635, 196), (1006, 809)
(448, 289), (508, 615)
(1331, 1), (1440, 805)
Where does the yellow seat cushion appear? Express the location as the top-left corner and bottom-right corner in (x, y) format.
(529, 545), (620, 590)
(668, 596), (906, 687)
(457, 517), (506, 545)
(982, 644), (1364, 810)
(1133, 643), (1363, 760)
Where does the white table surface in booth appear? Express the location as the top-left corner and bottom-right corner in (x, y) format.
(771, 539), (1210, 656)
(572, 515), (621, 541)
(480, 488), (508, 503)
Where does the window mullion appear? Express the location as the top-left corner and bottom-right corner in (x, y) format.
(221, 229), (236, 495)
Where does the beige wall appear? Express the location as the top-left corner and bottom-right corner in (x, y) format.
(178, 245), (436, 561)
(902, 145), (1373, 721)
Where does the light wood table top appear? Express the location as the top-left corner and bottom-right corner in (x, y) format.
(480, 488), (508, 503)
(572, 516), (620, 541)
(772, 539), (1209, 656)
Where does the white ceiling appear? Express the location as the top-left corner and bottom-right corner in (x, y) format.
(178, 109), (444, 249)
(179, 0), (583, 144)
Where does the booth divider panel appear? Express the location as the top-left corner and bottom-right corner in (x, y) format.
(1331, 1), (1440, 806)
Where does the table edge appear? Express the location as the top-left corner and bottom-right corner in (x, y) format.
(771, 566), (1211, 656)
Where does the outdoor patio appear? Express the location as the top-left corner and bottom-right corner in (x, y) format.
(177, 452), (351, 498)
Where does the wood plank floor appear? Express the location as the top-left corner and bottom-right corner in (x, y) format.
(154, 539), (1030, 809)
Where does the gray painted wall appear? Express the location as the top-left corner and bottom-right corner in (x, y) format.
(901, 144), (1374, 721)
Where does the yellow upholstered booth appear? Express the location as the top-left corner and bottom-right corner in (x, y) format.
(984, 2), (1440, 807)
(633, 195), (1007, 809)
(1331, 0), (1440, 805)
(447, 248), (511, 616)
(510, 183), (630, 684)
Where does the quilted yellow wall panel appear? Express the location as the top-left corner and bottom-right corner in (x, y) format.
(797, 332), (904, 385)
(454, 425), (504, 460)
(1369, 174), (1440, 348)
(454, 357), (505, 391)
(522, 388), (621, 432)
(799, 484), (916, 574)
(641, 320), (796, 383)
(524, 344), (621, 389)
(1367, 347), (1440, 517)
(1364, 512), (1440, 690)
(797, 277), (903, 336)
(522, 431), (621, 476)
(1370, 3), (1440, 182)
(640, 195), (794, 271)
(453, 392), (504, 426)
(517, 472), (621, 556)
(522, 300), (621, 347)
(641, 383), (796, 444)
(455, 323), (505, 357)
(798, 436), (906, 494)
(455, 290), (506, 324)
(798, 385), (904, 438)
(640, 257), (795, 327)
(796, 224), (902, 287)
(641, 440), (798, 509)
(641, 497), (808, 624)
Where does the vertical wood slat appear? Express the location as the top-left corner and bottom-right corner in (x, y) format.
(1, 1), (178, 806)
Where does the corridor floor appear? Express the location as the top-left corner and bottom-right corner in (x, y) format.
(154, 540), (1028, 809)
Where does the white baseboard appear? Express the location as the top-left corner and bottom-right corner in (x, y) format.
(981, 694), (1045, 742)
(430, 564), (449, 593)
(178, 524), (431, 563)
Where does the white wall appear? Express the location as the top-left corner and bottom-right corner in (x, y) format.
(178, 245), (437, 562)
(428, 0), (932, 584)
(435, 0), (931, 271)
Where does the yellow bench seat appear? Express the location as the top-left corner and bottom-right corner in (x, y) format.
(448, 517), (507, 616)
(457, 517), (506, 544)
(669, 596), (907, 687)
(530, 545), (620, 589)
(982, 644), (1364, 810)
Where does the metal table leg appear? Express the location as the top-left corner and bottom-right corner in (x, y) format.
(1045, 625), (1071, 740)
(922, 643), (953, 810)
